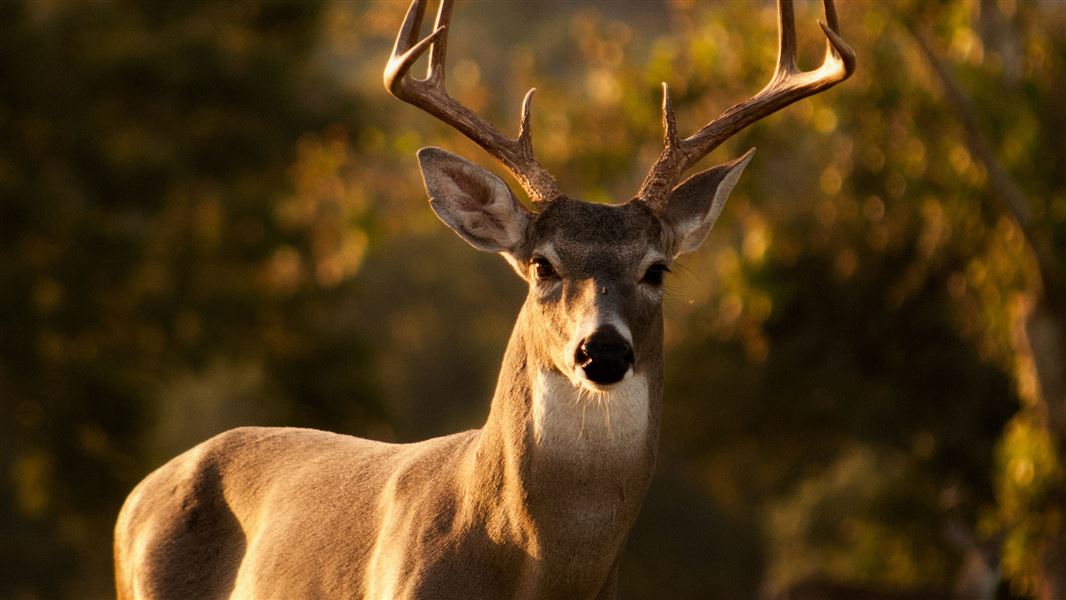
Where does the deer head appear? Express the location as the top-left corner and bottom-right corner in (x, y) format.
(385, 0), (855, 393)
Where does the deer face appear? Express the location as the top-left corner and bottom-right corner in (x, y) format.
(521, 199), (665, 389)
(419, 147), (753, 391)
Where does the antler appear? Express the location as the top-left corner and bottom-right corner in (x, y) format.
(638, 0), (856, 208)
(384, 0), (561, 205)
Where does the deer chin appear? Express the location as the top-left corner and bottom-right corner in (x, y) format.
(532, 370), (650, 454)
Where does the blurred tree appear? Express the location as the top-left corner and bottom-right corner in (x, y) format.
(0, 0), (377, 597)
(905, 2), (1066, 598)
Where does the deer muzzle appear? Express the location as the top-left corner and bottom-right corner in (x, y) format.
(575, 326), (634, 386)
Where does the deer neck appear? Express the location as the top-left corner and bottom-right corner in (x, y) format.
(465, 303), (662, 583)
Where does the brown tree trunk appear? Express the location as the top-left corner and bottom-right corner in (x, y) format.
(1025, 302), (1066, 445)
(1024, 301), (1066, 600)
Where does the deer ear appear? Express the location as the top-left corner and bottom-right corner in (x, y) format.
(662, 149), (755, 257)
(418, 147), (532, 253)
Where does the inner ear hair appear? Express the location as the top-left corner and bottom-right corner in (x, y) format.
(418, 146), (532, 254)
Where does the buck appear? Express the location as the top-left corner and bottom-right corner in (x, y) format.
(113, 1), (853, 598)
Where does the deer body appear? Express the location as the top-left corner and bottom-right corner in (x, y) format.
(115, 202), (664, 600)
(115, 1), (853, 598)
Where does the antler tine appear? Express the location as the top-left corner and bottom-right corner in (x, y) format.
(638, 0), (856, 209)
(384, 0), (435, 91)
(776, 0), (799, 76)
(384, 0), (560, 205)
(427, 0), (452, 81)
(660, 83), (681, 151)
(518, 88), (537, 156)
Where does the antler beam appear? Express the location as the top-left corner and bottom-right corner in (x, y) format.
(384, 0), (560, 205)
(638, 0), (856, 208)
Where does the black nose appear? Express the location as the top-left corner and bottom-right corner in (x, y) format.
(575, 327), (634, 385)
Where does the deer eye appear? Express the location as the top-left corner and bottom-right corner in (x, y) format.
(641, 263), (670, 286)
(532, 257), (558, 280)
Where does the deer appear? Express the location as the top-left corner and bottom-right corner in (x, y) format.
(113, 1), (854, 598)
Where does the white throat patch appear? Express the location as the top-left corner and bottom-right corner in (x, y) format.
(531, 370), (649, 460)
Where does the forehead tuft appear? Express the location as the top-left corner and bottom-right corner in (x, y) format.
(531, 199), (663, 267)
(534, 199), (660, 243)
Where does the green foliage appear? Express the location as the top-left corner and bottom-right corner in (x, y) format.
(997, 417), (1065, 595)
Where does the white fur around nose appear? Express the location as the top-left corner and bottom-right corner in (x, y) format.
(532, 371), (649, 460)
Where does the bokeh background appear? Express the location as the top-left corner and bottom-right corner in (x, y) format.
(3, 1), (1065, 598)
